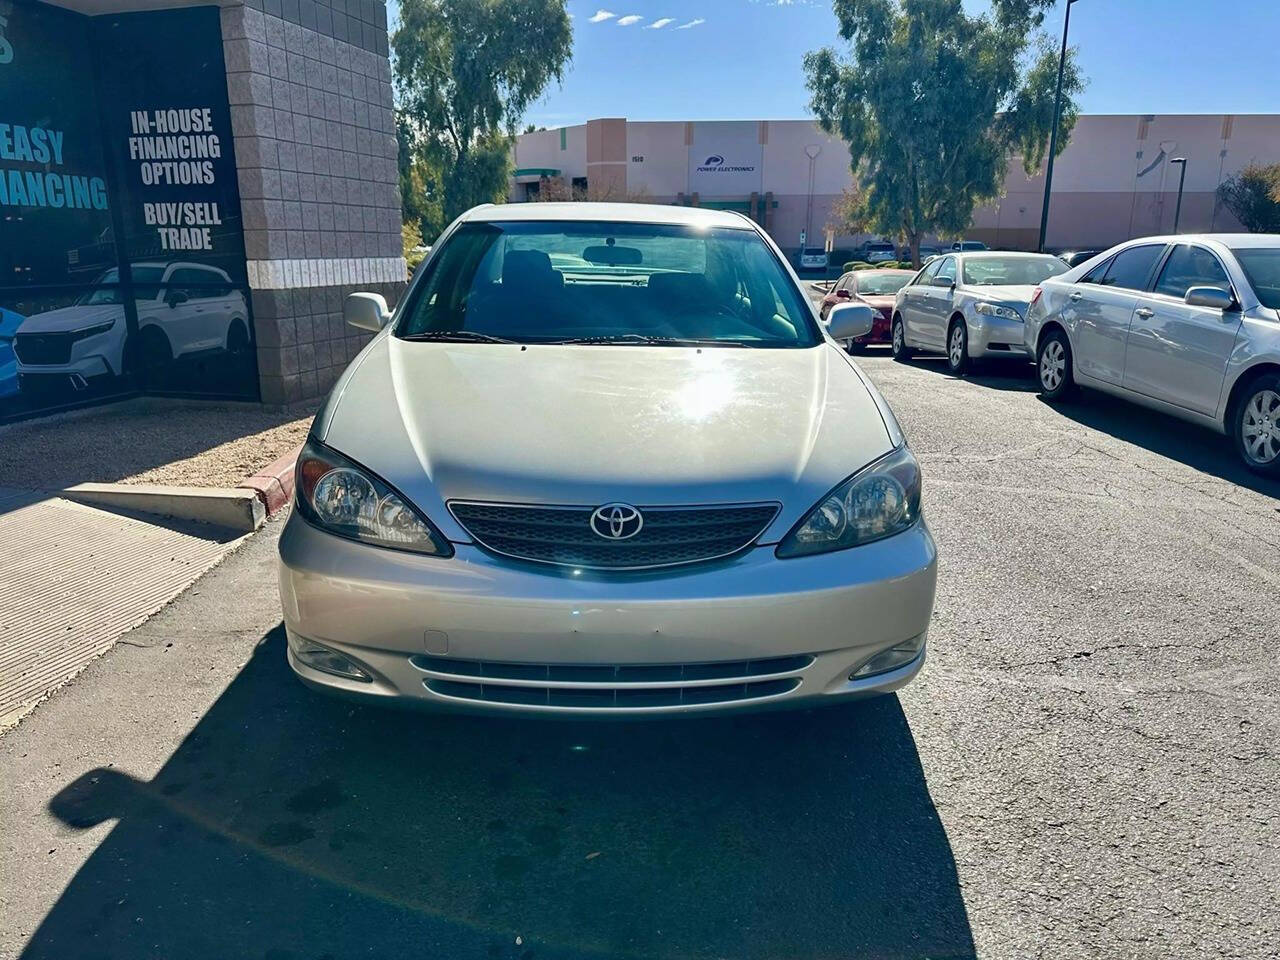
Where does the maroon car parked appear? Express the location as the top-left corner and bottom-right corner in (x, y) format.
(819, 269), (915, 352)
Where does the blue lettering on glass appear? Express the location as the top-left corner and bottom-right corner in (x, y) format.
(0, 15), (13, 66)
(0, 123), (108, 211)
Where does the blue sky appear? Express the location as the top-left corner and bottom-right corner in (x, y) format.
(388, 0), (1280, 125)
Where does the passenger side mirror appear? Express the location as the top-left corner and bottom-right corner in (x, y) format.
(835, 289), (852, 300)
(345, 292), (391, 332)
(826, 302), (875, 341)
(931, 276), (955, 289)
(1184, 286), (1234, 311)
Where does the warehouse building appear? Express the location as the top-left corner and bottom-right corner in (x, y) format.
(510, 114), (1280, 256)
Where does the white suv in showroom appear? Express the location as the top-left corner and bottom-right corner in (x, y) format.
(13, 261), (250, 392)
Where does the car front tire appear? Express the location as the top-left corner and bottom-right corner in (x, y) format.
(891, 316), (911, 362)
(1233, 372), (1280, 477)
(1036, 328), (1075, 401)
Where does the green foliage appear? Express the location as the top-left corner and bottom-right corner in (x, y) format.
(845, 261), (910, 272)
(1217, 163), (1280, 233)
(393, 0), (573, 226)
(806, 0), (1085, 267)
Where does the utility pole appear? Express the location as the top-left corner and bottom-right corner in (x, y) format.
(1170, 157), (1188, 233)
(1037, 0), (1079, 253)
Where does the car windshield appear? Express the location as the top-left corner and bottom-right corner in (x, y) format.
(397, 220), (820, 347)
(962, 255), (1068, 286)
(1231, 247), (1280, 309)
(857, 273), (912, 296)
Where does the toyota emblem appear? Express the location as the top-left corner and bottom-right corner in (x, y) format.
(590, 503), (643, 540)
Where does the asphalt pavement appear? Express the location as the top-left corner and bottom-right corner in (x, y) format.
(2, 350), (1277, 959)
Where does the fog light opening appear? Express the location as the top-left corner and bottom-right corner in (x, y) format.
(850, 633), (926, 680)
(289, 634), (373, 682)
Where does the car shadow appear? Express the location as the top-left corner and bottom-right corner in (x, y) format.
(1045, 391), (1280, 498)
(28, 627), (976, 960)
(895, 353), (1038, 392)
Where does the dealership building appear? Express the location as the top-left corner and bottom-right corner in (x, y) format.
(0, 0), (404, 421)
(511, 114), (1280, 255)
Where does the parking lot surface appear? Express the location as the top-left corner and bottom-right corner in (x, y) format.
(1, 352), (1277, 959)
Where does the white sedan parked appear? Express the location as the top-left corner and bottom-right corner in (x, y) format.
(1024, 234), (1280, 475)
(891, 252), (1069, 374)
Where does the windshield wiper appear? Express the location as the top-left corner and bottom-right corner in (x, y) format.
(399, 330), (520, 344)
(541, 334), (755, 347)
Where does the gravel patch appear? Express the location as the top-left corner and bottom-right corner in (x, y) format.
(0, 397), (315, 491)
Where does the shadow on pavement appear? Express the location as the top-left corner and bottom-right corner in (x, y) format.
(1046, 391), (1280, 499)
(30, 627), (975, 960)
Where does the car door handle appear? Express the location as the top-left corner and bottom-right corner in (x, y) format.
(1134, 307), (1154, 319)
(1069, 291), (1083, 302)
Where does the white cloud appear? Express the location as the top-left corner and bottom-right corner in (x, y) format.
(616, 14), (643, 25)
(647, 17), (675, 28)
(587, 9), (616, 22)
(676, 17), (705, 28)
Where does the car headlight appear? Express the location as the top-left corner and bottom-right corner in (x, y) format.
(776, 445), (922, 558)
(294, 437), (453, 556)
(975, 302), (1022, 322)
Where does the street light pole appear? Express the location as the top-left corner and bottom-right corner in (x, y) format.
(1037, 0), (1078, 253)
(1170, 157), (1188, 233)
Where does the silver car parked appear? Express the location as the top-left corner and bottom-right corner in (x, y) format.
(1024, 234), (1280, 476)
(278, 203), (938, 716)
(891, 252), (1069, 373)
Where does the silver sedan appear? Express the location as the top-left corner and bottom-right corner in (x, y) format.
(891, 252), (1069, 373)
(1024, 234), (1280, 476)
(278, 202), (938, 717)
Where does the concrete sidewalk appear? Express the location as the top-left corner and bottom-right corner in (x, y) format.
(0, 487), (246, 729)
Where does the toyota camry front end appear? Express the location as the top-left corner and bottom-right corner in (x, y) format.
(278, 203), (938, 716)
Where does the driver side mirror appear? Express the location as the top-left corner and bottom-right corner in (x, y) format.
(345, 292), (391, 332)
(826, 302), (875, 341)
(1184, 286), (1234, 311)
(835, 289), (852, 300)
(930, 276), (955, 289)
(165, 289), (189, 307)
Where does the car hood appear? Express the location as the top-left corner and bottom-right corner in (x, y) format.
(15, 304), (123, 334)
(320, 337), (896, 543)
(960, 284), (1039, 305)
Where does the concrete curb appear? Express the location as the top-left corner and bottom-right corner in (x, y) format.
(236, 443), (301, 517)
(62, 483), (265, 533)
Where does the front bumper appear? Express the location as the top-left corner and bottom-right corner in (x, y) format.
(967, 314), (1032, 358)
(278, 510), (938, 717)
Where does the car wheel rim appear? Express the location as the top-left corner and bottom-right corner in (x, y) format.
(1242, 388), (1280, 463)
(893, 323), (903, 352)
(1040, 341), (1065, 391)
(949, 327), (964, 366)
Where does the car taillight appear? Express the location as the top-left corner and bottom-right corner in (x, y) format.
(1029, 287), (1043, 308)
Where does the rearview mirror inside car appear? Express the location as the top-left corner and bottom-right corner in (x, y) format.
(345, 292), (391, 332)
(826, 302), (875, 341)
(1184, 286), (1234, 310)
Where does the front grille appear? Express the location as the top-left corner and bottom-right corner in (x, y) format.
(448, 501), (780, 570)
(411, 654), (808, 709)
(13, 333), (75, 365)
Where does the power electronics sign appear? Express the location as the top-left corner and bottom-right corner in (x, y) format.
(688, 123), (763, 195)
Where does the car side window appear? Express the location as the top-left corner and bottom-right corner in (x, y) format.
(916, 260), (942, 285)
(1099, 244), (1165, 291)
(1080, 256), (1113, 284)
(934, 257), (957, 285)
(1153, 245), (1232, 300)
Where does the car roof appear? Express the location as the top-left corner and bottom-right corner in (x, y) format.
(955, 250), (1058, 259)
(462, 202), (754, 230)
(1122, 233), (1280, 249)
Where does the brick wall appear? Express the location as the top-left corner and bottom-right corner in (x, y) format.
(220, 0), (406, 405)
